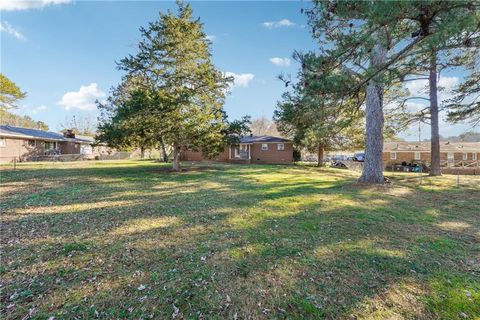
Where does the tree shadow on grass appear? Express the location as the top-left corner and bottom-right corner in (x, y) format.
(1, 162), (478, 319)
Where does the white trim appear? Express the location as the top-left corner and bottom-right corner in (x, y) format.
(0, 137), (6, 147)
(261, 143), (268, 151)
(463, 152), (468, 160)
(414, 151), (421, 160)
(26, 139), (36, 147)
(390, 152), (396, 160)
(473, 153), (477, 161)
(277, 143), (285, 151)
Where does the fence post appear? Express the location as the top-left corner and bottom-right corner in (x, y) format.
(13, 157), (16, 170)
(456, 170), (460, 188)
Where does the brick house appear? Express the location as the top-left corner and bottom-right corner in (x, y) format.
(181, 135), (294, 164)
(0, 125), (95, 162)
(383, 141), (480, 168)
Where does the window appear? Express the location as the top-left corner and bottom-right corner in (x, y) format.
(447, 153), (454, 160)
(27, 140), (36, 147)
(390, 152), (396, 160)
(0, 138), (5, 147)
(463, 153), (468, 160)
(277, 143), (284, 151)
(261, 143), (268, 151)
(414, 152), (421, 160)
(234, 146), (240, 158)
(44, 141), (57, 150)
(473, 153), (477, 161)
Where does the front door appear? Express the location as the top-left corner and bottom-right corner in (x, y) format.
(234, 144), (249, 160)
(447, 153), (454, 166)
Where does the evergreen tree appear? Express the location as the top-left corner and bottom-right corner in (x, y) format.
(97, 86), (159, 155)
(274, 53), (365, 166)
(447, 70), (480, 126)
(116, 2), (230, 171)
(304, 0), (479, 182)
(403, 5), (479, 175)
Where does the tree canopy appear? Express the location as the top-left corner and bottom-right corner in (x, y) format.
(0, 108), (48, 131)
(0, 73), (26, 110)
(301, 0), (480, 182)
(97, 2), (232, 170)
(275, 52), (365, 166)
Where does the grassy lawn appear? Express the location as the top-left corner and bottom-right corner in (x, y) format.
(1, 160), (479, 319)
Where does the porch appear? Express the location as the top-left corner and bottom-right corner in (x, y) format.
(229, 143), (251, 163)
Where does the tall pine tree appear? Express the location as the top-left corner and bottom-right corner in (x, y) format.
(304, 0), (479, 182)
(116, 2), (230, 171)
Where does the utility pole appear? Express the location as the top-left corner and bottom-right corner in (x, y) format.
(418, 122), (421, 142)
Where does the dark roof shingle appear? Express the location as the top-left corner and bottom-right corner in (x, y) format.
(0, 125), (66, 140)
(0, 125), (95, 144)
(239, 135), (291, 143)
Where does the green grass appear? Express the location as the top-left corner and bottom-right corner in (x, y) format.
(0, 160), (479, 319)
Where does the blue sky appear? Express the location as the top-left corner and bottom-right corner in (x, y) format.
(1, 0), (475, 139)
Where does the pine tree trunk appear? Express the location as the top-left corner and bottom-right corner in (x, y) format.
(172, 144), (181, 171)
(140, 146), (145, 159)
(429, 53), (442, 176)
(317, 144), (324, 167)
(359, 41), (387, 184)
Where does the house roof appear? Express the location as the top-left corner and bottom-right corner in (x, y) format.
(0, 125), (66, 141)
(384, 141), (480, 153)
(74, 134), (95, 143)
(0, 125), (95, 144)
(239, 135), (291, 143)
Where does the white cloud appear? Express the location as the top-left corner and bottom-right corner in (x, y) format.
(206, 34), (216, 42)
(269, 57), (291, 67)
(405, 76), (459, 102)
(398, 76), (466, 139)
(31, 105), (47, 115)
(0, 0), (70, 11)
(58, 83), (106, 111)
(0, 21), (25, 40)
(262, 19), (295, 29)
(224, 72), (255, 88)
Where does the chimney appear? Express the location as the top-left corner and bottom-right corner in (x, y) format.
(63, 129), (75, 138)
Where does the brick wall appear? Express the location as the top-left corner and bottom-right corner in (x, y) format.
(59, 141), (81, 155)
(180, 143), (293, 164)
(0, 137), (45, 162)
(383, 151), (479, 166)
(250, 142), (293, 164)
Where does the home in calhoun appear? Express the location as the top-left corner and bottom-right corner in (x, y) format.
(383, 141), (480, 168)
(0, 125), (97, 162)
(181, 135), (294, 164)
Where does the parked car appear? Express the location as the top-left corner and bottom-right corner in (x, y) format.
(353, 153), (365, 162)
(332, 155), (346, 161)
(304, 155), (318, 162)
